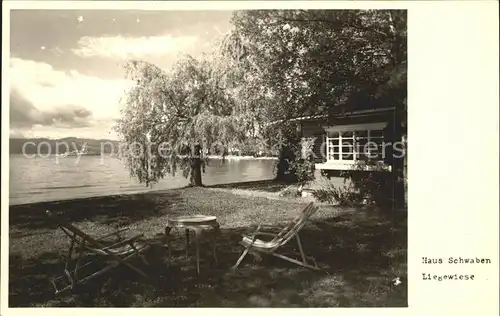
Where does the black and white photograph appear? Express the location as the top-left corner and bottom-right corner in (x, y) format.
(2, 1), (497, 312)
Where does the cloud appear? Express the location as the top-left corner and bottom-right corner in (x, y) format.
(9, 58), (134, 138)
(9, 128), (27, 138)
(10, 88), (38, 128)
(71, 34), (198, 59)
(49, 46), (65, 56)
(10, 88), (94, 128)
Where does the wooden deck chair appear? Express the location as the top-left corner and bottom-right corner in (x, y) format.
(46, 210), (153, 295)
(232, 202), (320, 270)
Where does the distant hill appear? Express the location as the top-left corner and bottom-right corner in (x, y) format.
(9, 137), (122, 155)
(10, 137), (280, 157)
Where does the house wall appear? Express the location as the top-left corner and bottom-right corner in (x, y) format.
(300, 111), (399, 165)
(300, 109), (407, 207)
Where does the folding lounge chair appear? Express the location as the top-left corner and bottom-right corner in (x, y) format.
(46, 210), (153, 295)
(232, 202), (320, 270)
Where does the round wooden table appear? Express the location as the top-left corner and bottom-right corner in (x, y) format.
(164, 215), (220, 274)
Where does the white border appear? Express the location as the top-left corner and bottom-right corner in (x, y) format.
(2, 1), (500, 316)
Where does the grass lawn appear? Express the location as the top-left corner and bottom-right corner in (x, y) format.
(9, 183), (407, 307)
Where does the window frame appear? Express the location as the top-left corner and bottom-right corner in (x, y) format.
(324, 123), (387, 164)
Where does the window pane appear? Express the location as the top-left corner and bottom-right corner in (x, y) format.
(341, 153), (354, 160)
(328, 146), (339, 154)
(341, 138), (354, 147)
(342, 146), (353, 153)
(329, 153), (339, 160)
(328, 138), (339, 145)
(357, 145), (366, 154)
(366, 150), (382, 160)
(357, 138), (368, 146)
(341, 131), (353, 138)
(366, 139), (383, 151)
(363, 144), (380, 153)
(328, 132), (339, 138)
(355, 130), (368, 138)
(375, 140), (385, 151)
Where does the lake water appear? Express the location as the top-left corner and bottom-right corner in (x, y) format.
(9, 155), (277, 206)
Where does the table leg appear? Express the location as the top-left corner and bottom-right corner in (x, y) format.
(212, 228), (218, 265)
(185, 229), (190, 257)
(195, 230), (200, 275)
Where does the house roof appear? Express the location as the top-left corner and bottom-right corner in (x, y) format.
(268, 106), (396, 126)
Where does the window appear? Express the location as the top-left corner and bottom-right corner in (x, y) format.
(325, 123), (387, 164)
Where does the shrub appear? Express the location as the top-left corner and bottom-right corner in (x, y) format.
(340, 160), (393, 208)
(291, 158), (315, 185)
(287, 137), (316, 189)
(312, 160), (393, 207)
(311, 182), (364, 206)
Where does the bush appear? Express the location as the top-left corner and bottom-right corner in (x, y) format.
(291, 158), (315, 185)
(287, 138), (316, 189)
(312, 160), (393, 207)
(275, 137), (316, 189)
(340, 160), (393, 208)
(311, 182), (364, 206)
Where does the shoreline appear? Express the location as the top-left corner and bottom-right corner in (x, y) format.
(8, 179), (281, 208)
(9, 153), (279, 160)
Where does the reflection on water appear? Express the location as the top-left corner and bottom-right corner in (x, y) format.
(9, 155), (277, 205)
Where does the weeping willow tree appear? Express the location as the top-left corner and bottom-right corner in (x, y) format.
(114, 52), (251, 187)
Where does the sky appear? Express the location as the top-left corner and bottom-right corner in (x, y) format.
(9, 10), (234, 140)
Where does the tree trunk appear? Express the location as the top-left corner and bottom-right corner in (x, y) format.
(275, 143), (297, 183)
(190, 144), (203, 186)
(275, 125), (301, 183)
(275, 147), (290, 181)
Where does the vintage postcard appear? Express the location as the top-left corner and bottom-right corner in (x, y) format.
(1, 1), (498, 315)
